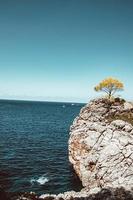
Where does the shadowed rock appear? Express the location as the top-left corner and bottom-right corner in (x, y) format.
(0, 186), (10, 200)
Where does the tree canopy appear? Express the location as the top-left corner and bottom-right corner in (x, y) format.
(94, 77), (124, 99)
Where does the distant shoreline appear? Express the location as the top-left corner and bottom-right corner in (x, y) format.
(0, 98), (86, 105)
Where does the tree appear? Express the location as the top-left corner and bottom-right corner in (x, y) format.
(94, 77), (124, 99)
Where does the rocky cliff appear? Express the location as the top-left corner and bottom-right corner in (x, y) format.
(69, 98), (133, 192)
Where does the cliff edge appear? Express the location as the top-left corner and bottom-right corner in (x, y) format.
(69, 98), (133, 192)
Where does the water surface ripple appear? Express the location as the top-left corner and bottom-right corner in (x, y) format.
(0, 100), (83, 194)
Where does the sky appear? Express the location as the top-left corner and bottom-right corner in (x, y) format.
(0, 0), (133, 103)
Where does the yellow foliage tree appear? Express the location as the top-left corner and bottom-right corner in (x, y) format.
(94, 77), (124, 99)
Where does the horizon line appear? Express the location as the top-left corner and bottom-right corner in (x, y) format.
(0, 98), (86, 104)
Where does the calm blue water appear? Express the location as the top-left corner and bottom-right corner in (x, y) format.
(0, 100), (84, 195)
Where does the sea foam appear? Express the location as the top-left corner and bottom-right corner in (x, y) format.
(30, 175), (49, 185)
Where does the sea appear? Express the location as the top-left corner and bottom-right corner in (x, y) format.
(0, 100), (84, 195)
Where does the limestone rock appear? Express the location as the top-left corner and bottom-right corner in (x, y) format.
(69, 98), (133, 191)
(11, 187), (133, 200)
(39, 187), (133, 200)
(124, 102), (133, 110)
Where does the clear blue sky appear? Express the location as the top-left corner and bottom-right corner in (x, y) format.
(0, 0), (133, 102)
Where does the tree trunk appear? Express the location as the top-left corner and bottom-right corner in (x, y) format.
(108, 91), (112, 99)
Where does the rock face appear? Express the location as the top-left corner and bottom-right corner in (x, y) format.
(69, 98), (133, 191)
(11, 187), (133, 200)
